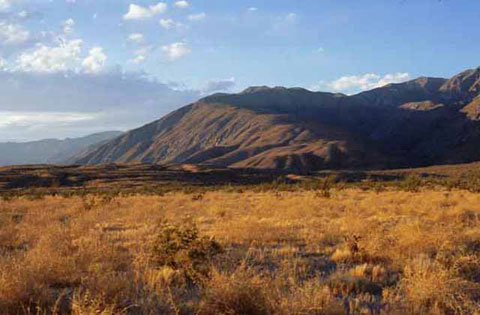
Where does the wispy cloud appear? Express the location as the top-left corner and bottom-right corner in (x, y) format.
(202, 77), (235, 94)
(0, 111), (99, 128)
(188, 12), (206, 21)
(128, 33), (144, 42)
(62, 18), (74, 35)
(159, 18), (184, 30)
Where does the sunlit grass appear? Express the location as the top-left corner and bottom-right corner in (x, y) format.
(1, 187), (480, 313)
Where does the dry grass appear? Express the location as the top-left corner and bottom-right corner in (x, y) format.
(1, 187), (480, 314)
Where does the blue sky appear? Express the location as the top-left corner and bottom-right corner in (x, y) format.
(0, 0), (479, 141)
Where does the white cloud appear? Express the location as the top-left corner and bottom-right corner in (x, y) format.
(0, 111), (99, 128)
(159, 18), (175, 29)
(130, 55), (145, 64)
(267, 12), (300, 36)
(12, 36), (108, 74)
(129, 45), (150, 64)
(18, 10), (28, 18)
(134, 46), (150, 56)
(159, 18), (184, 30)
(375, 73), (411, 88)
(188, 12), (206, 21)
(15, 39), (83, 73)
(123, 2), (167, 20)
(203, 77), (235, 94)
(286, 12), (297, 22)
(0, 22), (30, 45)
(82, 47), (107, 73)
(62, 18), (75, 35)
(248, 7), (258, 11)
(128, 33), (144, 42)
(320, 72), (411, 94)
(0, 57), (7, 70)
(162, 42), (190, 60)
(174, 0), (189, 9)
(0, 0), (12, 11)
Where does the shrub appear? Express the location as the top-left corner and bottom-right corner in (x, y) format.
(71, 289), (126, 315)
(149, 221), (223, 281)
(198, 269), (272, 315)
(327, 272), (383, 296)
(315, 175), (333, 198)
(400, 175), (424, 192)
(276, 281), (344, 315)
(399, 255), (480, 314)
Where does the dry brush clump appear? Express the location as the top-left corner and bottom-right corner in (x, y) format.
(1, 188), (480, 314)
(148, 220), (223, 284)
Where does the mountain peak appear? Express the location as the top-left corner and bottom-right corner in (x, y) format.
(413, 76), (447, 88)
(440, 67), (480, 100)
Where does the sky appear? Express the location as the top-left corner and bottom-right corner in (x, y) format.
(0, 0), (479, 141)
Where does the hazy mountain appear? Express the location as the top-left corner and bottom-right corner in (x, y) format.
(0, 131), (123, 166)
(72, 67), (480, 172)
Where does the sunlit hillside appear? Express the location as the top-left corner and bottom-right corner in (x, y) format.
(1, 186), (480, 314)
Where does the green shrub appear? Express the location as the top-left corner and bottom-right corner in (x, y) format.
(400, 175), (424, 192)
(150, 221), (223, 280)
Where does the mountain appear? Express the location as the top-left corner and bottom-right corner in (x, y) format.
(0, 131), (123, 166)
(72, 67), (480, 172)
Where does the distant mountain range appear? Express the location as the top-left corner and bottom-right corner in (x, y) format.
(69, 67), (480, 171)
(0, 131), (123, 166)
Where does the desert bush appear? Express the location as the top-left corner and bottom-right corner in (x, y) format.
(81, 194), (116, 211)
(453, 255), (480, 283)
(149, 221), (223, 281)
(0, 193), (15, 202)
(399, 255), (480, 314)
(314, 175), (334, 198)
(198, 269), (272, 315)
(360, 180), (386, 193)
(275, 281), (344, 315)
(192, 193), (205, 201)
(327, 272), (383, 296)
(71, 289), (126, 315)
(400, 175), (424, 192)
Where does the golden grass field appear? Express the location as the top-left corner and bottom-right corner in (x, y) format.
(1, 187), (480, 314)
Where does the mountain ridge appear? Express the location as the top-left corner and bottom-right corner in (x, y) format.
(0, 131), (123, 166)
(72, 67), (480, 172)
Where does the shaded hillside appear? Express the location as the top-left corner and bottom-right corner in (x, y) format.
(0, 131), (123, 166)
(73, 67), (480, 172)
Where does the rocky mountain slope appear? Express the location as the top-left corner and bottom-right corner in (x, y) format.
(73, 67), (480, 172)
(0, 131), (123, 166)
